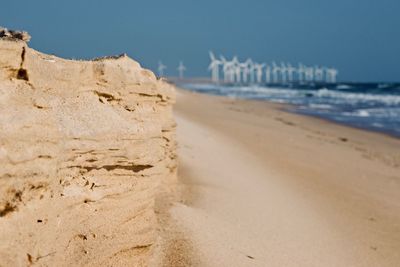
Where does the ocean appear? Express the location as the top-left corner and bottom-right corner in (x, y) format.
(178, 82), (400, 138)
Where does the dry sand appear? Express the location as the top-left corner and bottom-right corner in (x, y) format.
(0, 39), (177, 266)
(172, 89), (400, 267)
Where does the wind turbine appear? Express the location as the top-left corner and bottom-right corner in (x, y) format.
(304, 65), (314, 82)
(228, 59), (236, 83)
(177, 61), (186, 79)
(220, 56), (229, 83)
(280, 62), (288, 83)
(254, 63), (265, 84)
(331, 68), (338, 83)
(297, 63), (305, 82)
(240, 59), (252, 84)
(232, 56), (242, 83)
(158, 61), (167, 77)
(265, 64), (271, 84)
(286, 63), (296, 82)
(309, 66), (315, 82)
(272, 61), (280, 83)
(208, 51), (222, 83)
(326, 68), (338, 83)
(220, 56), (236, 83)
(248, 59), (256, 84)
(314, 65), (324, 82)
(325, 68), (331, 83)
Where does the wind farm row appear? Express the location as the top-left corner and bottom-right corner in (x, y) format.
(158, 61), (186, 79)
(157, 52), (339, 84)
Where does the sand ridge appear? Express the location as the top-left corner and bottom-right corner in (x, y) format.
(0, 39), (177, 266)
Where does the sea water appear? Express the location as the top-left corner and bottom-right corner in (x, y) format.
(179, 82), (400, 138)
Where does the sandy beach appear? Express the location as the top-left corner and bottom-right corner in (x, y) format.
(2, 0), (400, 264)
(1, 36), (400, 266)
(170, 88), (400, 266)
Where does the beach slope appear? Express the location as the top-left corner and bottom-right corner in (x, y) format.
(173, 89), (400, 267)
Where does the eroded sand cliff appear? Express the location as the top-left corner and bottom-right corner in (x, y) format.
(0, 38), (176, 266)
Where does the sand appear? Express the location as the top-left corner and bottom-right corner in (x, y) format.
(172, 89), (400, 266)
(0, 39), (177, 266)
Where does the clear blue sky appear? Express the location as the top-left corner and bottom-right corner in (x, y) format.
(2, 0), (399, 82)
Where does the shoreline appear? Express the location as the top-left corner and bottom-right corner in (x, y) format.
(291, 109), (400, 140)
(172, 88), (400, 266)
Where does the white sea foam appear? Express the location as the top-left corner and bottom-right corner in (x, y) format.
(308, 103), (333, 110)
(357, 110), (370, 117)
(315, 88), (400, 105)
(372, 122), (384, 128)
(335, 84), (353, 90)
(183, 84), (400, 106)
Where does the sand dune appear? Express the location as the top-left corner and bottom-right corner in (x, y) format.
(0, 39), (176, 266)
(174, 89), (400, 266)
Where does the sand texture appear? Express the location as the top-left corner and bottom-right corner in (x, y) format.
(0, 39), (176, 266)
(174, 89), (400, 267)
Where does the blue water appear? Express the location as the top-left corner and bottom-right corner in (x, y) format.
(178, 82), (400, 138)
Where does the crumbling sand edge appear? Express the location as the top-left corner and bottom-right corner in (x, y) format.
(0, 38), (177, 266)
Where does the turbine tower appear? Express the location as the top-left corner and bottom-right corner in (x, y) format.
(157, 61), (167, 77)
(208, 51), (222, 83)
(177, 61), (186, 79)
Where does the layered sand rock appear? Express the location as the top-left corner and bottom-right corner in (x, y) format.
(0, 38), (176, 266)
